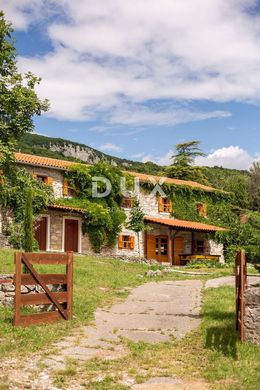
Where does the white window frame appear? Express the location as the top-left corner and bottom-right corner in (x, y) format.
(62, 216), (82, 253)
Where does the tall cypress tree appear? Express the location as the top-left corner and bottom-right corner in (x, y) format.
(23, 187), (33, 253)
(127, 200), (145, 258)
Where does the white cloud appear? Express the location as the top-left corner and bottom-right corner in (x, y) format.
(140, 146), (260, 169)
(195, 145), (259, 169)
(108, 104), (231, 126)
(142, 150), (172, 165)
(99, 143), (122, 152)
(0, 0), (56, 30)
(3, 0), (260, 124)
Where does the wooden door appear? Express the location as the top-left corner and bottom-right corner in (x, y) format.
(34, 217), (47, 251)
(173, 237), (184, 265)
(146, 235), (169, 262)
(64, 219), (79, 252)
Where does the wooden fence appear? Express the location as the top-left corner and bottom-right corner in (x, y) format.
(13, 251), (73, 327)
(235, 249), (247, 342)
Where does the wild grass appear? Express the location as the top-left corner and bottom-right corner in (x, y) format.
(0, 249), (259, 389)
(0, 249), (186, 357)
(70, 287), (260, 390)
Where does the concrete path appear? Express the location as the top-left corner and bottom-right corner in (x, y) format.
(205, 275), (260, 289)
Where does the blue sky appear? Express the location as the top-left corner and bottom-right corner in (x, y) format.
(1, 0), (260, 169)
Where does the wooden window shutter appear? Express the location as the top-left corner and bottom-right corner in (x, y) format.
(203, 240), (206, 254)
(169, 200), (173, 213)
(130, 236), (135, 249)
(158, 197), (164, 212)
(193, 240), (197, 254)
(0, 170), (4, 185)
(46, 176), (53, 186)
(197, 203), (207, 217)
(118, 235), (123, 249)
(63, 179), (69, 196)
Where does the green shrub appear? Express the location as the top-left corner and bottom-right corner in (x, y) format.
(187, 259), (229, 269)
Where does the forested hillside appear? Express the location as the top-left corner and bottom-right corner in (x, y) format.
(17, 133), (162, 174)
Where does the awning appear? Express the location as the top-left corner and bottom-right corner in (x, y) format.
(144, 216), (227, 233)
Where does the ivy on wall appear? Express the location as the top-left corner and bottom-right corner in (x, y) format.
(142, 181), (259, 262)
(0, 151), (53, 249)
(56, 163), (127, 252)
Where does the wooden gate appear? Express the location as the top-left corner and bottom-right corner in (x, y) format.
(14, 251), (73, 327)
(235, 249), (247, 341)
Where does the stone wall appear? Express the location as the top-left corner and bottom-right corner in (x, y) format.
(0, 275), (15, 306)
(23, 165), (64, 198)
(138, 189), (171, 218)
(0, 274), (65, 309)
(244, 285), (260, 345)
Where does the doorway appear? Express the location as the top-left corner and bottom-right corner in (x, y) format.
(34, 216), (48, 251)
(146, 235), (169, 262)
(64, 218), (79, 252)
(173, 237), (184, 265)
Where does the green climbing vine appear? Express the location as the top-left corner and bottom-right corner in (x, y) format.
(56, 163), (127, 252)
(0, 149), (53, 249)
(142, 181), (259, 262)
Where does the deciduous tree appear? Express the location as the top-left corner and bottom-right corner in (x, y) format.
(0, 11), (49, 146)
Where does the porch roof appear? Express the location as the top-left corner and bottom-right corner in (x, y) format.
(144, 216), (227, 233)
(47, 204), (85, 213)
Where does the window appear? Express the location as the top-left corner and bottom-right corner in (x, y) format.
(121, 197), (134, 209)
(34, 174), (53, 186)
(118, 235), (135, 249)
(35, 175), (47, 183)
(63, 179), (76, 197)
(155, 237), (168, 256)
(194, 240), (205, 254)
(197, 203), (207, 217)
(158, 197), (173, 213)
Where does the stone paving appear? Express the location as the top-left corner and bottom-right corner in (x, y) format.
(2, 280), (203, 389)
(205, 275), (259, 289)
(3, 275), (249, 389)
(43, 280), (202, 369)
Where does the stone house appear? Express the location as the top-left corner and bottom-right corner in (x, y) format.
(0, 152), (226, 264)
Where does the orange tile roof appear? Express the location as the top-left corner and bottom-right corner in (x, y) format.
(48, 204), (85, 213)
(128, 171), (217, 192)
(144, 216), (227, 232)
(15, 152), (220, 192)
(15, 152), (73, 170)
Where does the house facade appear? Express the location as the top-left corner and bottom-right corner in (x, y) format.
(0, 152), (227, 264)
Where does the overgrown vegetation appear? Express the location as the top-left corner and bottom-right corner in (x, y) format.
(56, 163), (127, 252)
(0, 152), (53, 249)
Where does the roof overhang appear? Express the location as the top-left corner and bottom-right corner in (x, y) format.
(144, 216), (227, 233)
(47, 204), (85, 213)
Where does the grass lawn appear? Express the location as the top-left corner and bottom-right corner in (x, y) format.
(0, 248), (190, 357)
(0, 249), (259, 390)
(57, 287), (260, 390)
